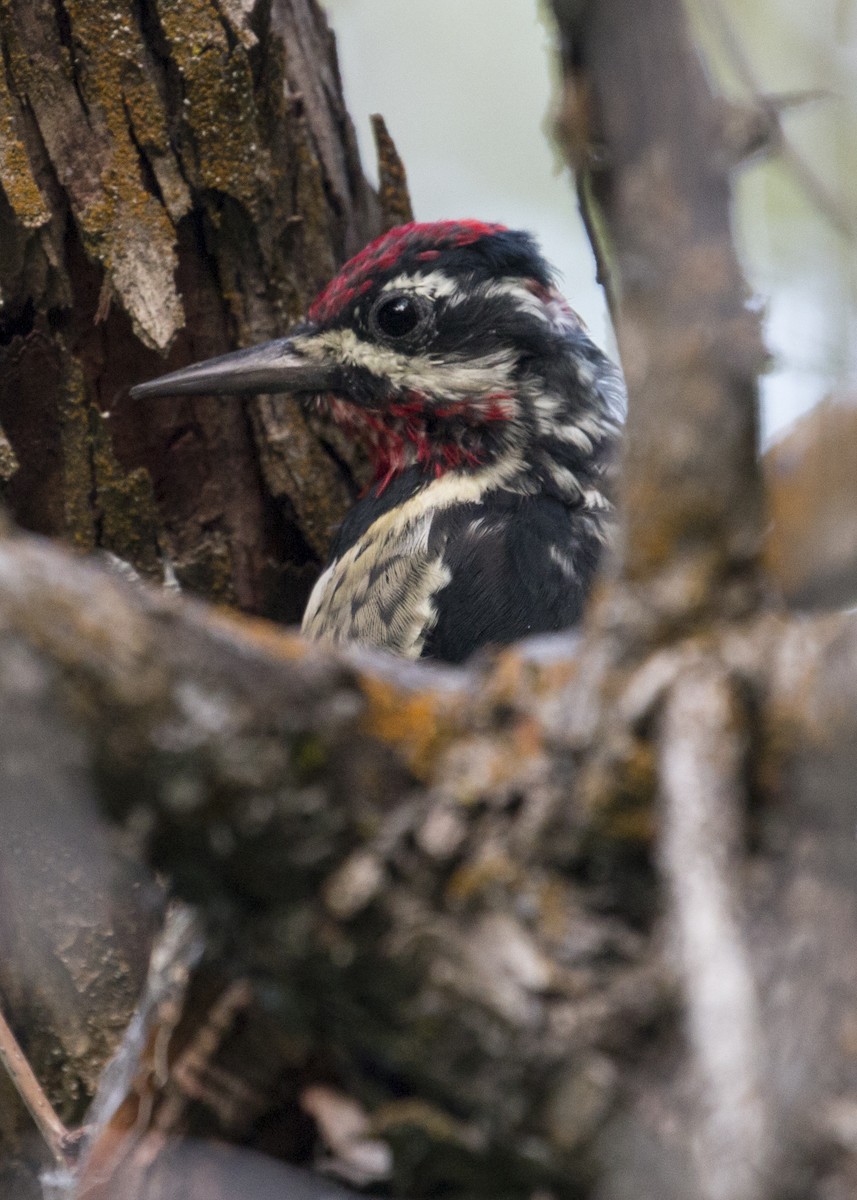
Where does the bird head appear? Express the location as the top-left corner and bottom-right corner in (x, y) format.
(132, 220), (624, 498)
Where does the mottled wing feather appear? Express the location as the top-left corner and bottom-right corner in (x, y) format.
(303, 478), (605, 663)
(302, 509), (452, 657)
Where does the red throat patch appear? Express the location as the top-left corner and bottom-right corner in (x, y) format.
(317, 387), (516, 495)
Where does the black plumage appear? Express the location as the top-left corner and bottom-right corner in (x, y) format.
(423, 493), (601, 663)
(325, 473), (601, 663)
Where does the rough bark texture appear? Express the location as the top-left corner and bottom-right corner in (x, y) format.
(0, 0), (379, 617)
(0, 535), (663, 1199)
(0, 1), (383, 1194)
(2, 532), (857, 1199)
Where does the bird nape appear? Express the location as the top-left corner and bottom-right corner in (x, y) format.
(131, 220), (625, 663)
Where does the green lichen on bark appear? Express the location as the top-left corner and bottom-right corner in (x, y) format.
(57, 352), (98, 551)
(62, 0), (183, 349)
(155, 0), (268, 216)
(0, 424), (18, 484)
(90, 412), (163, 581)
(0, 0), (182, 348)
(0, 0), (379, 622)
(0, 69), (49, 229)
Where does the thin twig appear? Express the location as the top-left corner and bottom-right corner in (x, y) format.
(0, 1002), (76, 1169)
(700, 0), (853, 238)
(156, 978), (257, 1134)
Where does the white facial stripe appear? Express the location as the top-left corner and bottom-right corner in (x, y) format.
(379, 273), (566, 328)
(296, 327), (517, 400)
(381, 270), (461, 299)
(477, 279), (552, 323)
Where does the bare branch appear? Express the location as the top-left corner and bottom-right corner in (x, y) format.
(697, 0), (854, 239)
(550, 0), (767, 635)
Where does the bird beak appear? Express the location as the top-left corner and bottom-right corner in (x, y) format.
(129, 332), (337, 401)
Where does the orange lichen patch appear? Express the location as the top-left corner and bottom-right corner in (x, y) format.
(445, 852), (520, 904)
(532, 654), (581, 693)
(537, 878), (575, 943)
(579, 737), (656, 844)
(203, 606), (311, 663)
(512, 714), (545, 759)
(480, 648), (528, 700)
(359, 674), (461, 778)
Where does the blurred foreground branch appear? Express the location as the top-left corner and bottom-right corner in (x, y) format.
(2, 527), (857, 1196)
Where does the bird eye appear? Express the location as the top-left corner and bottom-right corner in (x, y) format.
(371, 293), (430, 341)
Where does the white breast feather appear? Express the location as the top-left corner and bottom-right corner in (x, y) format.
(301, 466), (521, 656)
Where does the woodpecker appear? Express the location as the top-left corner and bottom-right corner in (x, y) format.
(131, 221), (624, 663)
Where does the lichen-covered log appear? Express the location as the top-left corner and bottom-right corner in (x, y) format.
(0, 527), (664, 1198)
(1, 530), (857, 1198)
(0, 0), (380, 617)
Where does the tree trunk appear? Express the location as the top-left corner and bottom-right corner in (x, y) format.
(0, 0), (383, 1193)
(0, 0), (380, 619)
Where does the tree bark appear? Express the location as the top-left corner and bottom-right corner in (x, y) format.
(0, 0), (380, 618)
(0, 0), (383, 1193)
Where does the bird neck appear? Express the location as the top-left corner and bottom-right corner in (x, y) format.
(318, 336), (623, 506)
(322, 391), (521, 495)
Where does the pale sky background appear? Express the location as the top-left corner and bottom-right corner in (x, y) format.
(321, 0), (856, 443)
